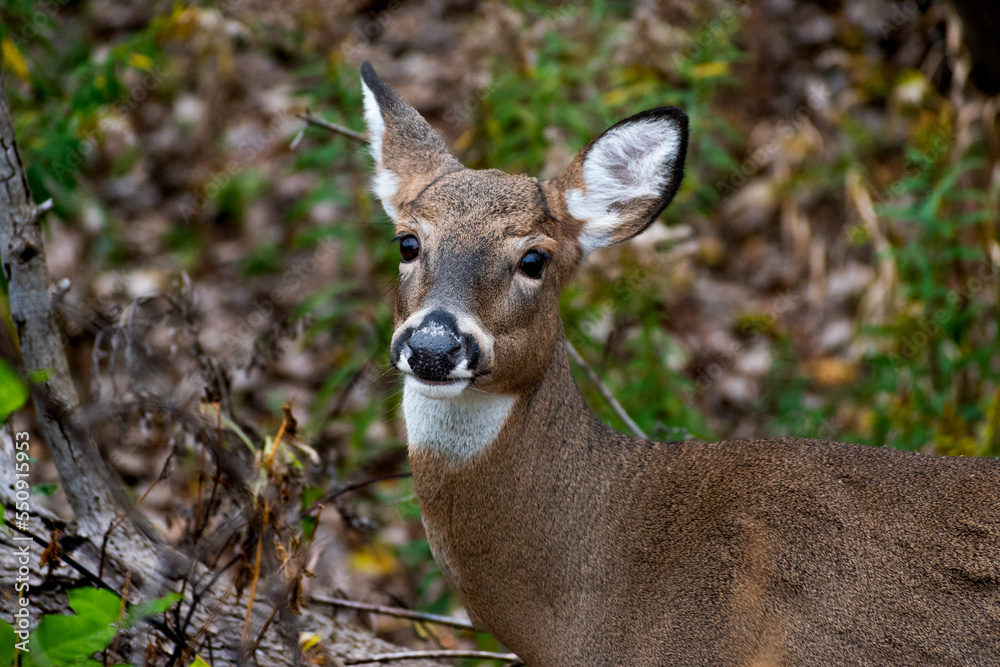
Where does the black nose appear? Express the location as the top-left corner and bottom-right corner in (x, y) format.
(394, 310), (480, 382)
(407, 327), (462, 380)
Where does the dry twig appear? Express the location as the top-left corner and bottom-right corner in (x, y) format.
(565, 340), (648, 439)
(298, 112), (369, 144)
(311, 596), (478, 632)
(344, 650), (520, 665)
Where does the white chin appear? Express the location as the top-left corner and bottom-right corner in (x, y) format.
(404, 375), (470, 399)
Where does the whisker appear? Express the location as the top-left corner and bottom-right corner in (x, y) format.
(371, 365), (398, 383)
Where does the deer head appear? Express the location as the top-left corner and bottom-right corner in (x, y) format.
(361, 62), (687, 459)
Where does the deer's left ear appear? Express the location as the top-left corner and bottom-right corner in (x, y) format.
(552, 107), (688, 253)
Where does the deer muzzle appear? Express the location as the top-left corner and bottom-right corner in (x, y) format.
(392, 309), (481, 384)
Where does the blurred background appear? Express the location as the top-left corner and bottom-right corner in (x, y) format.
(3, 0), (999, 660)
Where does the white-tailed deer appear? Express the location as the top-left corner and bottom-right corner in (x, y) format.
(359, 62), (1000, 666)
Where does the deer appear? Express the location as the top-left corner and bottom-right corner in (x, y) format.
(357, 61), (1000, 666)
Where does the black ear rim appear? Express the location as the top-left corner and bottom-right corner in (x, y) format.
(360, 61), (382, 93)
(360, 61), (403, 114)
(583, 106), (690, 234)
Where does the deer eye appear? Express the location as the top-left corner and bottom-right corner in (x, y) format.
(397, 234), (420, 262)
(519, 249), (547, 279)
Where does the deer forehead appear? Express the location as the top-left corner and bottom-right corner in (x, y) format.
(402, 170), (554, 237)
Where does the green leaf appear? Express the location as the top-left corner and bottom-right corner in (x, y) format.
(123, 592), (181, 628)
(67, 587), (121, 626)
(299, 515), (317, 541)
(28, 613), (116, 666)
(300, 485), (324, 511)
(0, 619), (15, 667)
(188, 657), (213, 667)
(0, 359), (28, 423)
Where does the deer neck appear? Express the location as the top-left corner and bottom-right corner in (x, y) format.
(403, 333), (623, 653)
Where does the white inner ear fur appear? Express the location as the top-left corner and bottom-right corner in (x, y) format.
(372, 169), (400, 220)
(361, 80), (385, 164)
(361, 80), (400, 220)
(565, 118), (681, 253)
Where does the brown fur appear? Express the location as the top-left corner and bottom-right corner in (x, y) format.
(360, 63), (1000, 666)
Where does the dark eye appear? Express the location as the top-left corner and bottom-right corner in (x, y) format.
(519, 249), (547, 279)
(398, 234), (420, 262)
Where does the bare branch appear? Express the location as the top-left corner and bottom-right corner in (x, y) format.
(35, 197), (53, 217)
(298, 112), (369, 144)
(344, 650), (520, 665)
(310, 596), (479, 632)
(565, 340), (648, 439)
(303, 472), (412, 516)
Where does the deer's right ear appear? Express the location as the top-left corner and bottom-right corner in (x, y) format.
(553, 107), (688, 254)
(361, 62), (463, 221)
